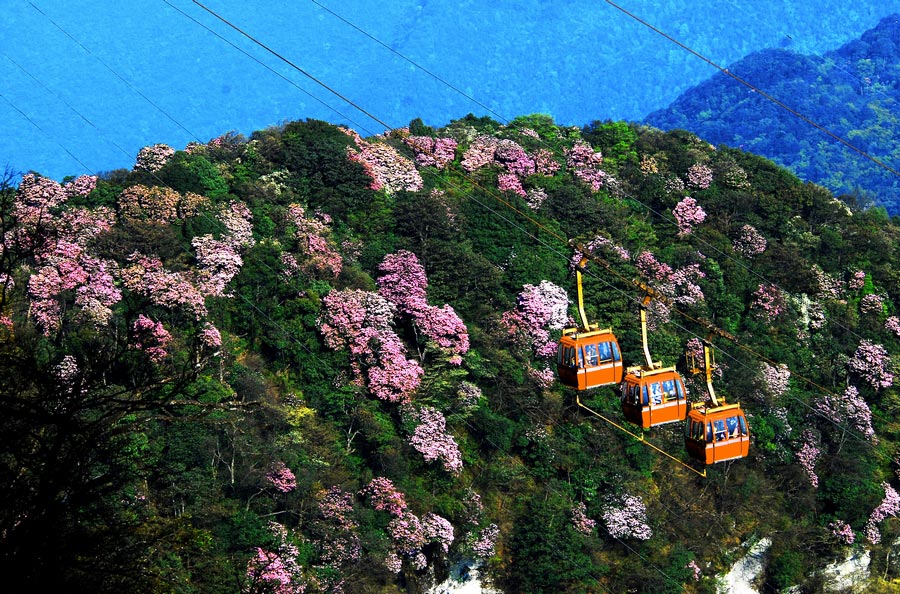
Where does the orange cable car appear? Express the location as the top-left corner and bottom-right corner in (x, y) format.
(557, 257), (623, 390)
(620, 296), (689, 428)
(683, 341), (750, 464)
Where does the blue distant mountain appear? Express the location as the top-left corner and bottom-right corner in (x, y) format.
(644, 14), (900, 215)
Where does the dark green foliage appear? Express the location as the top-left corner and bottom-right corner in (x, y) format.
(505, 493), (599, 593)
(155, 151), (230, 198)
(581, 120), (639, 171)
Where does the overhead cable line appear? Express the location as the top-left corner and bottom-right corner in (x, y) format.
(29, 1), (203, 145)
(160, 0), (373, 134)
(306, 0), (508, 124)
(2, 51), (136, 166)
(189, 0), (395, 132)
(0, 90), (93, 174)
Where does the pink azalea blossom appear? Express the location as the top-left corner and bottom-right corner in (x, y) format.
(602, 493), (652, 540)
(672, 197), (706, 236)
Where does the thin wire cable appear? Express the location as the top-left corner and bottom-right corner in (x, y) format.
(306, 0), (508, 124)
(28, 1), (202, 144)
(159, 0), (374, 135)
(189, 0), (395, 132)
(2, 52), (136, 164)
(0, 91), (93, 174)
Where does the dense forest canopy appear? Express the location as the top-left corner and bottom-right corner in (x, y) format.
(645, 14), (900, 216)
(1, 113), (900, 593)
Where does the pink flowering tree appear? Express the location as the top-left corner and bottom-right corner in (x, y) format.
(566, 140), (608, 191)
(759, 362), (791, 400)
(406, 406), (463, 474)
(360, 477), (408, 517)
(344, 129), (423, 193)
(795, 429), (821, 488)
(634, 251), (705, 309)
(134, 143), (175, 173)
(571, 502), (596, 536)
(131, 314), (172, 364)
(601, 493), (652, 540)
(283, 204), (342, 278)
(265, 461), (297, 493)
(318, 289), (423, 403)
(470, 523), (499, 559)
(313, 487), (361, 572)
(672, 197), (706, 236)
(120, 253), (208, 320)
(885, 316), (900, 339)
(848, 270), (867, 291)
(532, 148), (561, 176)
(63, 174), (98, 198)
(847, 340), (894, 390)
(860, 294), (885, 316)
(421, 512), (454, 554)
(376, 250), (469, 363)
(686, 163), (713, 189)
(376, 250), (428, 315)
(460, 135), (499, 172)
(403, 135), (458, 169)
(577, 235), (631, 262)
(245, 522), (308, 594)
(751, 283), (786, 322)
(829, 520), (856, 545)
(501, 280), (570, 359)
(192, 236), (243, 297)
(864, 482), (900, 544)
(359, 477), (454, 572)
(27, 241), (123, 335)
(815, 385), (876, 442)
(732, 224), (767, 257)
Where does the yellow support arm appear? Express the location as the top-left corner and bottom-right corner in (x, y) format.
(575, 257), (591, 330)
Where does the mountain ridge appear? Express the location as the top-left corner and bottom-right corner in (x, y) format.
(645, 14), (900, 215)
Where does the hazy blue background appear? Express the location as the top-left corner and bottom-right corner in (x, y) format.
(2, 0), (895, 180)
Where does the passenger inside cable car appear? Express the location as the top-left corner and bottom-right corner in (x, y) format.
(684, 406), (750, 464)
(620, 370), (688, 428)
(557, 332), (623, 390)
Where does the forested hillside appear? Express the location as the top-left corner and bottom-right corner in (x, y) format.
(645, 14), (900, 216)
(2, 114), (900, 593)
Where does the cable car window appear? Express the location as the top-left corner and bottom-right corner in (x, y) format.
(713, 419), (727, 441)
(689, 420), (706, 441)
(558, 345), (576, 367)
(739, 416), (748, 436)
(598, 341), (611, 362)
(706, 422), (713, 442)
(642, 385), (649, 405)
(676, 380), (685, 399)
(661, 379), (676, 401)
(583, 343), (599, 366)
(650, 383), (662, 405)
(611, 342), (621, 362)
(726, 416), (740, 438)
